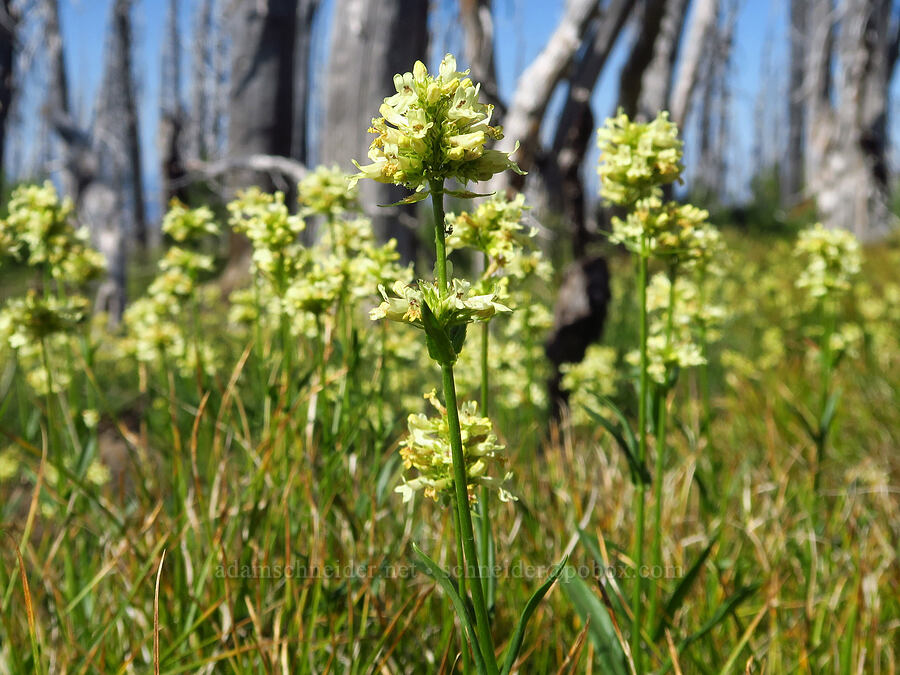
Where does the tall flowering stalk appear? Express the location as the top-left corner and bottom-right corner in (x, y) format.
(597, 111), (723, 669)
(356, 54), (562, 675)
(794, 223), (861, 494)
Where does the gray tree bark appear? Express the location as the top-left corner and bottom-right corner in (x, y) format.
(635, 0), (690, 121)
(291, 0), (319, 164)
(0, 0), (15, 179)
(545, 0), (636, 249)
(669, 0), (719, 125)
(459, 0), (503, 115)
(617, 0), (668, 117)
(782, 0), (808, 205)
(189, 0), (213, 161)
(227, 0), (298, 189)
(43, 0), (141, 321)
(160, 0), (187, 208)
(805, 0), (899, 240)
(319, 0), (428, 261)
(496, 0), (600, 186)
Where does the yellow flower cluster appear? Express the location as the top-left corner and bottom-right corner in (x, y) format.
(396, 390), (513, 503)
(353, 54), (522, 191)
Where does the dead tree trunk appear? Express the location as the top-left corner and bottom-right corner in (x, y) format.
(0, 1), (15, 179)
(459, 0), (503, 114)
(291, 0), (319, 164)
(805, 0), (899, 241)
(319, 0), (428, 261)
(495, 0), (600, 191)
(782, 0), (808, 205)
(91, 0), (141, 319)
(227, 0), (297, 192)
(44, 0), (138, 321)
(189, 0), (213, 161)
(617, 0), (668, 117)
(545, 0), (636, 249)
(116, 0), (146, 248)
(669, 0), (719, 125)
(160, 0), (187, 208)
(635, 0), (690, 120)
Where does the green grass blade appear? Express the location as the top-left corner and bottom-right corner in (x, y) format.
(560, 571), (629, 675)
(500, 555), (567, 675)
(412, 543), (488, 675)
(654, 537), (717, 641)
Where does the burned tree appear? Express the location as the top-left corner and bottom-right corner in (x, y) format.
(319, 0), (428, 261)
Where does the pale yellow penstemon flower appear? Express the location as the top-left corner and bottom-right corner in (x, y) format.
(352, 53), (522, 193)
(395, 390), (514, 503)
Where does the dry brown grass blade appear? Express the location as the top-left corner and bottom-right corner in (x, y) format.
(154, 549), (167, 675)
(374, 586), (434, 673)
(3, 531), (42, 675)
(555, 615), (590, 675)
(665, 628), (684, 675)
(190, 390), (212, 499)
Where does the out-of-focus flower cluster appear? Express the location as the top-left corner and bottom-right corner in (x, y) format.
(445, 193), (549, 282)
(0, 183), (105, 393)
(794, 223), (861, 301)
(560, 344), (619, 426)
(123, 201), (221, 375)
(352, 54), (522, 191)
(597, 111), (683, 206)
(227, 171), (412, 342)
(624, 273), (722, 384)
(395, 390), (513, 503)
(299, 165), (358, 217)
(0, 181), (105, 283)
(228, 188), (306, 287)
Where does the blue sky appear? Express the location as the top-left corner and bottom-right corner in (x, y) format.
(10, 0), (895, 210)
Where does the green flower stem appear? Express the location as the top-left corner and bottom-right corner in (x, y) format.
(815, 297), (837, 495)
(479, 255), (493, 606)
(430, 179), (498, 674)
(452, 495), (473, 675)
(632, 242), (650, 675)
(648, 265), (677, 637)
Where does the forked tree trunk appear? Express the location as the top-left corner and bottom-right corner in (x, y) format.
(635, 0), (690, 121)
(320, 0), (428, 261)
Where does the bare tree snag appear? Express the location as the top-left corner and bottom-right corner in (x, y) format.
(545, 0), (636, 248)
(635, 0), (690, 120)
(227, 0), (298, 190)
(320, 0), (428, 261)
(160, 0), (187, 208)
(459, 0), (503, 114)
(669, 0), (719, 125)
(189, 0), (213, 161)
(617, 0), (668, 117)
(0, 0), (15, 179)
(805, 0), (899, 240)
(291, 0), (320, 164)
(782, 0), (808, 206)
(496, 0), (601, 187)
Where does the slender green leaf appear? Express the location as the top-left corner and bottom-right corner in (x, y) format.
(819, 388), (842, 438)
(560, 572), (629, 675)
(378, 190), (430, 207)
(585, 407), (650, 485)
(412, 543), (488, 675)
(654, 537), (717, 640)
(444, 189), (495, 199)
(500, 555), (568, 675)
